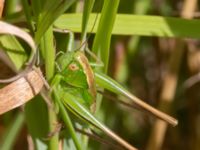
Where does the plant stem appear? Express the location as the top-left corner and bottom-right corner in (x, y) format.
(42, 26), (58, 150)
(21, 0), (35, 32)
(147, 0), (197, 149)
(81, 0), (95, 44)
(1, 112), (24, 150)
(92, 0), (120, 73)
(43, 28), (55, 80)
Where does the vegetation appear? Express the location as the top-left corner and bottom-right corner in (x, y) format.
(0, 0), (199, 150)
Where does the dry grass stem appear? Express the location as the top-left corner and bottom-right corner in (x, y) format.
(147, 0), (197, 149)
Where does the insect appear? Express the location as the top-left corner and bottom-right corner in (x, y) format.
(50, 46), (178, 150)
(55, 47), (177, 123)
(50, 13), (177, 150)
(51, 49), (139, 150)
(52, 50), (96, 113)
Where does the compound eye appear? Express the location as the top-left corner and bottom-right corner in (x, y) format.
(68, 63), (79, 71)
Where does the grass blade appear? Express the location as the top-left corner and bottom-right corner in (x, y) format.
(81, 0), (95, 42)
(40, 27), (59, 149)
(31, 0), (44, 20)
(21, 0), (35, 31)
(55, 13), (200, 39)
(0, 35), (27, 70)
(0, 21), (36, 65)
(0, 113), (24, 150)
(35, 0), (76, 44)
(92, 0), (120, 72)
(40, 27), (55, 80)
(0, 21), (36, 50)
(25, 96), (49, 150)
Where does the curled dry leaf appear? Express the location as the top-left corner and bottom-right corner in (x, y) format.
(0, 20), (37, 83)
(0, 21), (36, 64)
(0, 68), (44, 115)
(0, 21), (36, 50)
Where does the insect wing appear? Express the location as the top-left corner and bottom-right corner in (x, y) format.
(75, 51), (96, 112)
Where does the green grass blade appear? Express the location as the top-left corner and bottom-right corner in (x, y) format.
(41, 27), (55, 80)
(55, 13), (200, 39)
(128, 0), (151, 55)
(0, 21), (36, 70)
(35, 0), (76, 44)
(61, 92), (137, 150)
(92, 0), (120, 72)
(0, 113), (24, 150)
(40, 27), (59, 149)
(0, 21), (36, 50)
(0, 35), (27, 70)
(31, 0), (43, 20)
(25, 96), (49, 148)
(21, 0), (35, 31)
(81, 0), (95, 42)
(22, 26), (55, 150)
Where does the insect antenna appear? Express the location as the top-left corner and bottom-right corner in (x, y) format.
(75, 13), (104, 67)
(74, 13), (99, 52)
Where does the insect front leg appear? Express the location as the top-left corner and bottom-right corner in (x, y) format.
(53, 28), (75, 52)
(85, 47), (104, 68)
(50, 74), (63, 91)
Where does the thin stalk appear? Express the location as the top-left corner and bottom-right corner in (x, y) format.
(92, 0), (120, 72)
(42, 26), (58, 150)
(0, 113), (24, 150)
(31, 0), (42, 22)
(81, 0), (95, 44)
(43, 27), (55, 80)
(128, 0), (151, 55)
(34, 0), (76, 44)
(147, 0), (197, 149)
(91, 0), (120, 116)
(21, 0), (35, 32)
